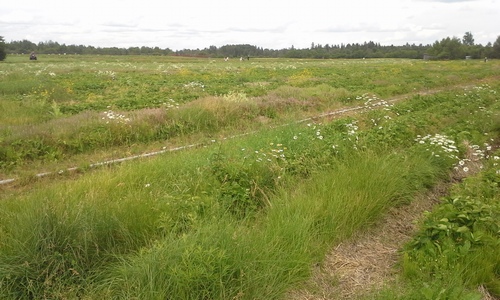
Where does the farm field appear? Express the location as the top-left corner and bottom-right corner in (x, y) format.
(1, 55), (499, 179)
(0, 55), (499, 299)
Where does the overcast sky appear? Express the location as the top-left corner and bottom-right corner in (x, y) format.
(1, 0), (498, 50)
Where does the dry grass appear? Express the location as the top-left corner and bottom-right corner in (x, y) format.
(478, 285), (499, 300)
(131, 107), (168, 123)
(287, 185), (442, 300)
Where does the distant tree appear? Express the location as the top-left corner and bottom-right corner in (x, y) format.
(6, 39), (37, 54)
(0, 36), (6, 61)
(38, 40), (62, 53)
(491, 36), (500, 58)
(207, 45), (217, 55)
(430, 37), (464, 59)
(128, 47), (141, 55)
(462, 31), (474, 46)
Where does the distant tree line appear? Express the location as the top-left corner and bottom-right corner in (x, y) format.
(427, 32), (500, 60)
(178, 34), (499, 60)
(2, 32), (500, 61)
(0, 36), (7, 61)
(3, 39), (174, 56)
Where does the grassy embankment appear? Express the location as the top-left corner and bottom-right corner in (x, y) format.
(1, 56), (498, 178)
(0, 56), (498, 299)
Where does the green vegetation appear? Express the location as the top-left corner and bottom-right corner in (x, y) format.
(1, 56), (498, 177)
(4, 32), (500, 59)
(373, 152), (500, 299)
(0, 36), (6, 61)
(0, 56), (499, 299)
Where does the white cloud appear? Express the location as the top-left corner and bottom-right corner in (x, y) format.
(1, 0), (498, 49)
(417, 0), (476, 2)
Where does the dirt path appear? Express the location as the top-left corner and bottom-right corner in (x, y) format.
(286, 155), (496, 300)
(286, 183), (443, 300)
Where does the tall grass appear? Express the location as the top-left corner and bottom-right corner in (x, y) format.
(0, 113), (457, 299)
(372, 151), (500, 299)
(2, 58), (499, 173)
(0, 148), (217, 299)
(84, 150), (445, 299)
(0, 60), (499, 298)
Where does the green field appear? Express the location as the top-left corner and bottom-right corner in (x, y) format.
(0, 55), (499, 299)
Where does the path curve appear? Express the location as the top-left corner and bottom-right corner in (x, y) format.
(286, 147), (495, 299)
